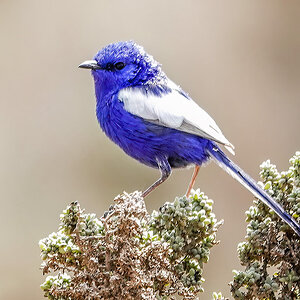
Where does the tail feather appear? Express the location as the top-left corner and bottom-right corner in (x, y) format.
(207, 145), (300, 237)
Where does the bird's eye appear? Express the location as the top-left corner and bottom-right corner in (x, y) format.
(114, 62), (125, 70)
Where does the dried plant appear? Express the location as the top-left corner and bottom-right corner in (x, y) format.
(39, 189), (222, 299)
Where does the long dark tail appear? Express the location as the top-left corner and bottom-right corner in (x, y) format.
(207, 144), (300, 237)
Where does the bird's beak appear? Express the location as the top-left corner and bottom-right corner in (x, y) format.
(78, 60), (102, 70)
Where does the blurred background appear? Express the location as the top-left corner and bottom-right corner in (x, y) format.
(0, 0), (299, 299)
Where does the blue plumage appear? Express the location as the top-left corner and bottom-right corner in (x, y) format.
(95, 88), (211, 169)
(79, 41), (300, 236)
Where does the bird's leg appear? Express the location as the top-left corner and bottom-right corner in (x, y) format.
(186, 165), (200, 197)
(142, 158), (171, 198)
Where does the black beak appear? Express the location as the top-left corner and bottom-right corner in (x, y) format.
(78, 60), (102, 70)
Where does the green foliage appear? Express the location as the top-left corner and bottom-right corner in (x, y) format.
(41, 274), (71, 300)
(230, 152), (300, 300)
(150, 190), (222, 290)
(212, 291), (226, 300)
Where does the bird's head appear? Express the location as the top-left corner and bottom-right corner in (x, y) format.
(79, 41), (165, 94)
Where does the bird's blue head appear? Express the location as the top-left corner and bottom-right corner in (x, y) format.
(79, 41), (166, 95)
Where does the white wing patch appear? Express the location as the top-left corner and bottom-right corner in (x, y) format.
(118, 81), (235, 155)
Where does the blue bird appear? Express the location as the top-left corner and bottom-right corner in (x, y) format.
(79, 41), (300, 236)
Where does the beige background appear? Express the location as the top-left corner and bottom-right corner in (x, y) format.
(0, 1), (299, 299)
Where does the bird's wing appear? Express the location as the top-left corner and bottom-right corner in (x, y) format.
(118, 80), (235, 155)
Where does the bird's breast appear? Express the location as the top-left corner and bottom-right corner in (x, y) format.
(95, 94), (211, 168)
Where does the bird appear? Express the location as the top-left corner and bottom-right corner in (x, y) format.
(79, 41), (300, 236)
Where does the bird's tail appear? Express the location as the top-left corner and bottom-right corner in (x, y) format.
(207, 144), (300, 237)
